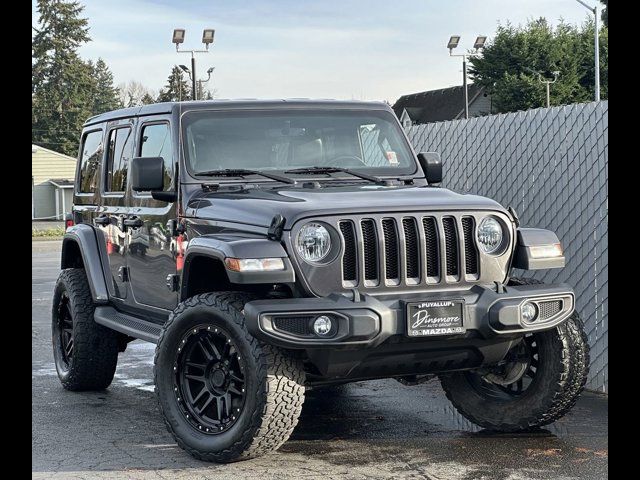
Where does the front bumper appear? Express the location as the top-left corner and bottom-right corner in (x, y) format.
(243, 282), (575, 349)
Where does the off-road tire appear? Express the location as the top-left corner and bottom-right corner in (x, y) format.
(52, 268), (119, 391)
(508, 277), (590, 419)
(154, 292), (306, 463)
(439, 277), (589, 431)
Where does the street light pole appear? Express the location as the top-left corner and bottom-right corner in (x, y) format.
(172, 28), (215, 101)
(537, 71), (560, 108)
(191, 54), (197, 100)
(462, 56), (469, 119)
(575, 0), (600, 101)
(448, 36), (486, 119)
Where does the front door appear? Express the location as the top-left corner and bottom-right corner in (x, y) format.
(96, 118), (135, 299)
(126, 117), (179, 311)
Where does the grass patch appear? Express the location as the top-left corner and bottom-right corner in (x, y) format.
(32, 227), (65, 238)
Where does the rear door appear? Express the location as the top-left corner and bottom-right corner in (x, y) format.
(126, 117), (179, 311)
(74, 127), (105, 225)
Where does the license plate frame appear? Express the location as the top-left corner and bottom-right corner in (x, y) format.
(405, 299), (466, 337)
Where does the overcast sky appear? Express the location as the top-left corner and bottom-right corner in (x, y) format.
(33, 0), (592, 103)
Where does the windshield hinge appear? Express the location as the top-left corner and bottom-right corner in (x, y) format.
(268, 214), (286, 241)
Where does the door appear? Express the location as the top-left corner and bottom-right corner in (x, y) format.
(95, 119), (135, 299)
(126, 118), (179, 310)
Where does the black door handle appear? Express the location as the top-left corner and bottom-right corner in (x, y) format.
(94, 215), (109, 226)
(123, 216), (144, 228)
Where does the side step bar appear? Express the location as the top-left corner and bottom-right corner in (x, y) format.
(94, 306), (164, 344)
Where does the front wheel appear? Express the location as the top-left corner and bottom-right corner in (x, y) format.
(154, 292), (305, 463)
(440, 311), (589, 432)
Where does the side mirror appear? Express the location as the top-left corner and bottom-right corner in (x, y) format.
(417, 152), (443, 185)
(131, 157), (165, 192)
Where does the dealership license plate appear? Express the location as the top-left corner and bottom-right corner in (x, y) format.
(406, 300), (465, 337)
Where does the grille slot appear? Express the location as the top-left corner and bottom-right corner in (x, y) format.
(538, 300), (563, 320)
(461, 217), (478, 275)
(273, 316), (313, 336)
(339, 221), (357, 281)
(382, 219), (399, 280)
(442, 217), (459, 277)
(403, 218), (420, 279)
(423, 217), (439, 277)
(361, 219), (379, 282)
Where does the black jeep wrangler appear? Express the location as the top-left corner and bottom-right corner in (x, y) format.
(53, 99), (589, 462)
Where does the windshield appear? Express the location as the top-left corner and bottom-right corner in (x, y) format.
(182, 109), (417, 177)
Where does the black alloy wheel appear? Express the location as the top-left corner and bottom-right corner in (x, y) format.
(55, 293), (74, 368)
(174, 324), (247, 434)
(470, 334), (539, 399)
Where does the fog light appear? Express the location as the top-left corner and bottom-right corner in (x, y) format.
(521, 302), (538, 323)
(313, 316), (332, 336)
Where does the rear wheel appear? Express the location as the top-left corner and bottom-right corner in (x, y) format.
(440, 277), (589, 431)
(52, 268), (119, 391)
(154, 292), (306, 462)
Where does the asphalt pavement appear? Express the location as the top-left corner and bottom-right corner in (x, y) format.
(32, 240), (608, 479)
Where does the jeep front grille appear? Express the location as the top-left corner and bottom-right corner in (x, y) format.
(338, 214), (480, 288)
(291, 211), (512, 297)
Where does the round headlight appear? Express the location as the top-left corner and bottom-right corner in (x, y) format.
(296, 223), (332, 263)
(477, 217), (504, 254)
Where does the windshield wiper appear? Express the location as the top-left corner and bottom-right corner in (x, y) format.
(196, 168), (297, 185)
(284, 166), (389, 185)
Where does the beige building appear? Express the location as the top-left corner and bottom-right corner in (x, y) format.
(32, 145), (77, 220)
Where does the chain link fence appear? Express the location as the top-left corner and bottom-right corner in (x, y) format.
(405, 101), (608, 392)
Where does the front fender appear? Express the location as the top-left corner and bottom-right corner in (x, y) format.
(61, 224), (110, 304)
(183, 234), (296, 285)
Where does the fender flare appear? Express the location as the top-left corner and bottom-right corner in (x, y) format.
(61, 224), (110, 304)
(182, 235), (296, 297)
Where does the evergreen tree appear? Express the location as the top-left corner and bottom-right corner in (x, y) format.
(157, 66), (191, 102)
(91, 58), (120, 113)
(140, 93), (156, 105)
(469, 18), (608, 113)
(32, 0), (94, 156)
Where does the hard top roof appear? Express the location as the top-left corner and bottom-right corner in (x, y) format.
(83, 99), (392, 127)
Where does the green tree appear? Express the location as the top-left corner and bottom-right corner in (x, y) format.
(157, 66), (191, 102)
(140, 93), (156, 105)
(32, 0), (94, 156)
(90, 58), (121, 113)
(469, 18), (608, 113)
(601, 0), (607, 28)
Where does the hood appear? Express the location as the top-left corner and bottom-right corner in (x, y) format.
(183, 183), (507, 229)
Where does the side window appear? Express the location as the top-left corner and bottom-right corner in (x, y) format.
(78, 130), (104, 193)
(140, 123), (173, 191)
(105, 127), (133, 193)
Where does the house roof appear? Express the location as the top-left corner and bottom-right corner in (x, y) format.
(49, 179), (74, 188)
(392, 84), (486, 124)
(32, 144), (76, 160)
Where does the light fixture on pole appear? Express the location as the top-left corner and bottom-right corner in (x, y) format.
(575, 0), (600, 101)
(197, 67), (216, 100)
(172, 28), (216, 101)
(448, 35), (487, 119)
(538, 71), (560, 108)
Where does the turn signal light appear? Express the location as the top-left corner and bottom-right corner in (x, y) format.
(224, 258), (285, 272)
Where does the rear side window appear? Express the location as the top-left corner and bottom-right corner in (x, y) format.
(78, 130), (103, 193)
(140, 123), (173, 191)
(105, 127), (133, 193)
